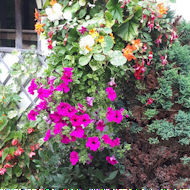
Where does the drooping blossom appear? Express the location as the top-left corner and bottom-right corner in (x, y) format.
(70, 126), (84, 138)
(61, 135), (71, 144)
(106, 87), (117, 101)
(79, 26), (88, 35)
(28, 79), (38, 95)
(106, 155), (118, 165)
(147, 98), (154, 105)
(86, 137), (100, 151)
(96, 120), (105, 132)
(86, 97), (94, 107)
(70, 151), (79, 166)
(14, 147), (24, 156)
(28, 110), (39, 121)
(160, 55), (168, 66)
(11, 139), (18, 146)
(5, 154), (14, 162)
(108, 78), (117, 87)
(44, 129), (52, 142)
(155, 35), (162, 46)
(0, 168), (6, 175)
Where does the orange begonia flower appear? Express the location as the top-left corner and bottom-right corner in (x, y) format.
(35, 22), (45, 35)
(157, 3), (168, 18)
(122, 44), (136, 61)
(50, 0), (57, 6)
(34, 8), (40, 21)
(96, 36), (104, 43)
(89, 29), (99, 38)
(131, 39), (142, 50)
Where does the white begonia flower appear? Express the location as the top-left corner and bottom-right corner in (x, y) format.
(63, 10), (72, 21)
(45, 3), (63, 22)
(79, 35), (95, 55)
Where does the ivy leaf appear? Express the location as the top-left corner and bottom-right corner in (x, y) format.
(106, 0), (123, 23)
(117, 21), (139, 42)
(79, 54), (92, 66)
(93, 54), (105, 61)
(103, 36), (114, 52)
(110, 50), (126, 66)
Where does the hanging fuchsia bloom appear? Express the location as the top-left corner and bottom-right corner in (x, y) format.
(61, 135), (71, 144)
(120, 0), (130, 8)
(102, 134), (112, 145)
(28, 110), (39, 121)
(70, 151), (79, 166)
(161, 55), (168, 66)
(79, 26), (88, 35)
(70, 126), (84, 138)
(28, 79), (38, 95)
(108, 78), (117, 87)
(106, 87), (117, 101)
(96, 120), (105, 132)
(81, 114), (91, 127)
(86, 97), (94, 107)
(53, 122), (64, 135)
(86, 153), (93, 165)
(57, 102), (71, 116)
(106, 155), (118, 165)
(86, 137), (100, 151)
(36, 100), (47, 111)
(37, 87), (52, 100)
(155, 35), (162, 46)
(44, 129), (52, 142)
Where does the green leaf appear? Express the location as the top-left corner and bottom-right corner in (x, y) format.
(103, 36), (114, 52)
(2, 148), (9, 163)
(105, 11), (115, 28)
(14, 166), (22, 177)
(79, 54), (92, 66)
(0, 116), (8, 131)
(79, 8), (87, 18)
(106, 0), (123, 23)
(169, 0), (176, 3)
(110, 50), (126, 66)
(6, 168), (12, 178)
(93, 54), (105, 61)
(89, 62), (101, 71)
(117, 21), (139, 42)
(105, 170), (118, 182)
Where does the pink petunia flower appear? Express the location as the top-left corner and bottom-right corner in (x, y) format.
(53, 123), (64, 135)
(28, 110), (39, 121)
(28, 79), (38, 95)
(79, 26), (88, 35)
(57, 102), (71, 116)
(80, 114), (91, 127)
(49, 112), (62, 123)
(110, 137), (120, 148)
(106, 155), (118, 165)
(113, 110), (123, 124)
(78, 103), (86, 113)
(70, 151), (79, 166)
(106, 107), (115, 122)
(86, 136), (100, 151)
(106, 87), (117, 101)
(36, 100), (47, 111)
(61, 135), (71, 144)
(102, 134), (112, 145)
(86, 97), (94, 107)
(37, 87), (52, 100)
(44, 129), (52, 142)
(70, 115), (81, 127)
(70, 126), (84, 138)
(96, 120), (105, 132)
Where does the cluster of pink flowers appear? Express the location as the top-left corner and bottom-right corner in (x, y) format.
(28, 67), (123, 166)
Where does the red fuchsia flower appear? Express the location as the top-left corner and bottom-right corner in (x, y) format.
(106, 155), (118, 165)
(70, 151), (79, 166)
(70, 126), (84, 138)
(147, 51), (153, 66)
(5, 154), (14, 162)
(156, 22), (160, 30)
(86, 137), (101, 152)
(0, 168), (6, 175)
(155, 35), (162, 46)
(27, 128), (35, 134)
(148, 19), (154, 32)
(29, 151), (36, 158)
(142, 43), (147, 52)
(161, 55), (168, 66)
(120, 0), (130, 8)
(86, 97), (94, 107)
(86, 153), (93, 165)
(96, 120), (105, 132)
(81, 114), (91, 127)
(36, 100), (47, 111)
(170, 31), (178, 44)
(37, 87), (53, 100)
(44, 129), (52, 142)
(11, 139), (18, 146)
(53, 122), (64, 135)
(28, 79), (38, 95)
(147, 98), (154, 105)
(61, 135), (71, 144)
(78, 103), (86, 113)
(57, 102), (71, 116)
(79, 26), (88, 35)
(30, 145), (35, 152)
(108, 78), (117, 87)
(14, 147), (24, 156)
(102, 134), (112, 145)
(70, 115), (81, 127)
(4, 163), (14, 169)
(106, 87), (117, 102)
(28, 110), (39, 121)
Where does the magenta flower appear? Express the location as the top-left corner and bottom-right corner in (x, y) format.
(49, 112), (62, 123)
(66, 106), (78, 118)
(28, 110), (39, 121)
(28, 79), (38, 95)
(61, 135), (71, 144)
(44, 129), (52, 142)
(86, 137), (100, 151)
(55, 83), (70, 93)
(106, 87), (117, 101)
(37, 87), (52, 100)
(102, 134), (112, 145)
(96, 120), (105, 132)
(81, 114), (91, 127)
(61, 67), (73, 85)
(70, 126), (84, 138)
(86, 153), (93, 165)
(110, 137), (120, 148)
(113, 110), (123, 124)
(86, 97), (94, 107)
(36, 100), (47, 111)
(78, 103), (86, 113)
(70, 115), (81, 127)
(70, 151), (79, 166)
(106, 107), (115, 122)
(106, 155), (118, 165)
(53, 123), (64, 135)
(79, 26), (88, 35)
(57, 102), (71, 116)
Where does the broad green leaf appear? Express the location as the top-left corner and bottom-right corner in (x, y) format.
(89, 62), (102, 71)
(104, 170), (118, 182)
(0, 116), (8, 131)
(106, 0), (123, 23)
(93, 54), (105, 61)
(79, 8), (87, 18)
(6, 168), (12, 178)
(79, 0), (86, 6)
(105, 11), (115, 28)
(14, 165), (22, 177)
(110, 50), (127, 66)
(71, 2), (80, 13)
(103, 36), (114, 52)
(2, 148), (9, 163)
(79, 54), (92, 66)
